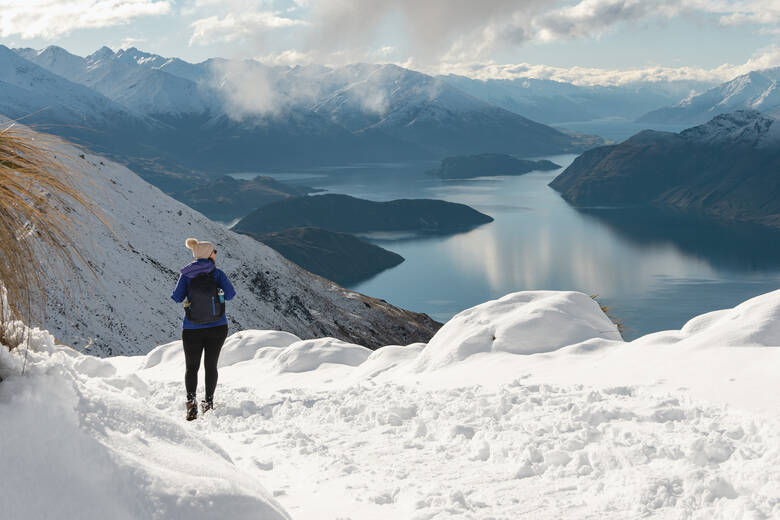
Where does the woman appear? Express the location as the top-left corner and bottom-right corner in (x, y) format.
(171, 238), (236, 421)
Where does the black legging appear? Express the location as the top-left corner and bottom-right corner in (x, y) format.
(182, 325), (228, 401)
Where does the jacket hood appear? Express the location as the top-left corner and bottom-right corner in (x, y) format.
(180, 258), (216, 279)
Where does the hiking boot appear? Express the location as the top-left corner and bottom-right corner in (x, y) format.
(201, 398), (214, 414)
(186, 399), (198, 421)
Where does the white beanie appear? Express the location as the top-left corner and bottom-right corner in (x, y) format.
(185, 238), (215, 259)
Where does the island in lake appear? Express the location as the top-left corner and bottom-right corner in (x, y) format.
(427, 153), (560, 179)
(244, 227), (405, 286)
(233, 193), (494, 234)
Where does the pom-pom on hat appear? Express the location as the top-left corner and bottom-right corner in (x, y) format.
(185, 238), (215, 259)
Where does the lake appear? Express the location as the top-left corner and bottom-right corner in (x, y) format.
(232, 157), (780, 340)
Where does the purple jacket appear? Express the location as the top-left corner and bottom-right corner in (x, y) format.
(171, 259), (236, 329)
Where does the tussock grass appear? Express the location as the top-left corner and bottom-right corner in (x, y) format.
(591, 295), (625, 339)
(0, 122), (104, 352)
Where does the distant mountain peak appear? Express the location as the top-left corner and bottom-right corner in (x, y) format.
(639, 67), (780, 124)
(40, 45), (71, 56)
(88, 46), (115, 62)
(680, 109), (778, 147)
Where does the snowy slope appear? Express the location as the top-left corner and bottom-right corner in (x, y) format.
(25, 132), (438, 356)
(639, 67), (780, 124)
(679, 109), (780, 148)
(1, 289), (778, 519)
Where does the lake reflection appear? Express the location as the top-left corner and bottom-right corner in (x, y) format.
(253, 157), (780, 340)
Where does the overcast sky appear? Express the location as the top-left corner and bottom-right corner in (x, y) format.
(0, 0), (777, 85)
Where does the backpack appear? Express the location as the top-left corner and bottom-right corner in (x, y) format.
(186, 272), (225, 324)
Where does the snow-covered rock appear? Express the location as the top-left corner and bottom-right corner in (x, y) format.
(414, 291), (621, 370)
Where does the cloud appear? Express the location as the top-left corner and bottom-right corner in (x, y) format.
(433, 45), (780, 86)
(208, 59), (280, 119)
(292, 0), (778, 65)
(0, 0), (171, 39)
(694, 0), (780, 27)
(189, 11), (306, 45)
(303, 0), (550, 63)
(532, 0), (686, 42)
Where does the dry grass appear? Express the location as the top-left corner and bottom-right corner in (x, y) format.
(591, 295), (625, 339)
(0, 122), (104, 351)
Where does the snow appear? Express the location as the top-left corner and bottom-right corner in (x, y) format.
(2, 289), (778, 519)
(0, 323), (288, 520)
(414, 291), (620, 370)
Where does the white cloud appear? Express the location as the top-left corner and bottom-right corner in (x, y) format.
(189, 10), (306, 45)
(0, 0), (171, 39)
(433, 45), (780, 86)
(208, 58), (280, 119)
(255, 48), (313, 66)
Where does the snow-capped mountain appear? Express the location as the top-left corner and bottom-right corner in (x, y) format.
(638, 67), (780, 124)
(18, 45), (218, 117)
(0, 43), (179, 182)
(0, 45), (156, 135)
(29, 128), (439, 356)
(313, 63), (580, 156)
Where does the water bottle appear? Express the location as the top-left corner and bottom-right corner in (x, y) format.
(217, 288), (225, 303)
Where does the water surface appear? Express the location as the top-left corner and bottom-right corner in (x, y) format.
(234, 158), (780, 340)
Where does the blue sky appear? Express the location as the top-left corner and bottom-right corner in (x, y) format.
(0, 0), (777, 84)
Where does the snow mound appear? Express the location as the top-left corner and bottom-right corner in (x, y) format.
(219, 330), (301, 368)
(273, 338), (372, 373)
(638, 289), (780, 348)
(415, 291), (621, 370)
(351, 342), (426, 380)
(140, 340), (186, 370)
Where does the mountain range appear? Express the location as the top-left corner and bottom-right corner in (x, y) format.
(440, 74), (711, 124)
(4, 45), (597, 194)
